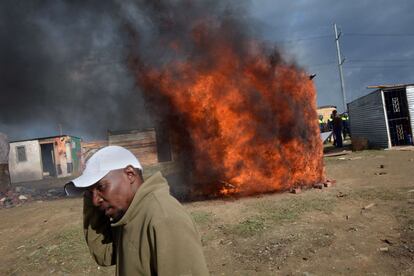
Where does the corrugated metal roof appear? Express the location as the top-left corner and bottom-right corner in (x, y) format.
(317, 105), (337, 109)
(348, 89), (381, 105)
(367, 83), (414, 89)
(10, 134), (81, 143)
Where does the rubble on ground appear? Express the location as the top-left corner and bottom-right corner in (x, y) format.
(0, 186), (65, 209)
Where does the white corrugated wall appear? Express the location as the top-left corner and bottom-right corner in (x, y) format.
(406, 86), (414, 139)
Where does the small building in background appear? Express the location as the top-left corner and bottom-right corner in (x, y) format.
(8, 135), (82, 183)
(348, 84), (414, 148)
(81, 140), (108, 168)
(108, 128), (172, 166)
(0, 133), (10, 192)
(317, 105), (337, 122)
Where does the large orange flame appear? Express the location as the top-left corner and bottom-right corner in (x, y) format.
(128, 20), (324, 197)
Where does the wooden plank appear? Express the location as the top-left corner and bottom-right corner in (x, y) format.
(109, 131), (156, 143)
(143, 161), (182, 179)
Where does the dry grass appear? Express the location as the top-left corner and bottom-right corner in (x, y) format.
(2, 149), (414, 275)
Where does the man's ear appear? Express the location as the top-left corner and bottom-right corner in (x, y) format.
(124, 165), (137, 184)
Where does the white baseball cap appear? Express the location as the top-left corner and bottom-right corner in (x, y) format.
(64, 145), (143, 196)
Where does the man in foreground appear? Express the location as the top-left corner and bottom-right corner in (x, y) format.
(64, 145), (209, 276)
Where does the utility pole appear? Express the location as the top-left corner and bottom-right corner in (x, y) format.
(334, 23), (347, 112)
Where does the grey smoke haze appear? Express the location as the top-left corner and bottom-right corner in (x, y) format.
(0, 0), (152, 141)
(1, 0), (414, 141)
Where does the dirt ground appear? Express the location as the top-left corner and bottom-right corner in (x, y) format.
(1, 148), (414, 275)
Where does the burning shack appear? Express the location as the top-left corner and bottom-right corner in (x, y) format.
(348, 84), (414, 148)
(8, 135), (82, 183)
(124, 2), (325, 197)
(108, 128), (161, 166)
(107, 128), (180, 181)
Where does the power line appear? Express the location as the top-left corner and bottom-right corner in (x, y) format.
(306, 62), (336, 68)
(276, 34), (332, 44)
(345, 64), (414, 68)
(348, 58), (414, 63)
(345, 33), (414, 37)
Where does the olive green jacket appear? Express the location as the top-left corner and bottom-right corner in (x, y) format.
(83, 172), (209, 276)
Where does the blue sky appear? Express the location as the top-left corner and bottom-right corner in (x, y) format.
(249, 0), (414, 111)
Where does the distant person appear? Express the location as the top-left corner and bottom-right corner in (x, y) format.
(64, 146), (209, 276)
(327, 115), (333, 131)
(327, 114), (334, 143)
(341, 112), (350, 139)
(331, 110), (343, 147)
(318, 115), (325, 132)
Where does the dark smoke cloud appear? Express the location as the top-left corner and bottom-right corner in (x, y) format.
(0, 0), (255, 141)
(119, 0), (250, 66)
(0, 0), (153, 141)
(4, 1), (414, 139)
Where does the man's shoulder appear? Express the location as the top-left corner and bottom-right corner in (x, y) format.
(140, 188), (188, 221)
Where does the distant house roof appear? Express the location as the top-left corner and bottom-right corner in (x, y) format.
(317, 105), (337, 109)
(367, 83), (414, 90)
(10, 134), (81, 143)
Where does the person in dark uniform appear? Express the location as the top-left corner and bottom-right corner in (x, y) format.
(332, 110), (343, 147)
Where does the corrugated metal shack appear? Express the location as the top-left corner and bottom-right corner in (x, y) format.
(348, 84), (414, 148)
(8, 135), (82, 183)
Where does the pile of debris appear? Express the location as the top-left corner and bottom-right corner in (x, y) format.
(0, 186), (65, 208)
(0, 190), (30, 208)
(290, 178), (337, 194)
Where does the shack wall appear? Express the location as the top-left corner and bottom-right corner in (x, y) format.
(348, 90), (390, 148)
(70, 136), (82, 175)
(0, 133), (10, 192)
(0, 133), (8, 164)
(108, 129), (158, 166)
(9, 140), (43, 183)
(81, 140), (108, 170)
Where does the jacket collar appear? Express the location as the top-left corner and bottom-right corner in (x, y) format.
(111, 171), (169, 227)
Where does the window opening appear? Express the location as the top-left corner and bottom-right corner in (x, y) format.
(16, 146), (27, 162)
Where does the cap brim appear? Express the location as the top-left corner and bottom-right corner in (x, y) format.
(64, 182), (87, 197)
(64, 170), (109, 196)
